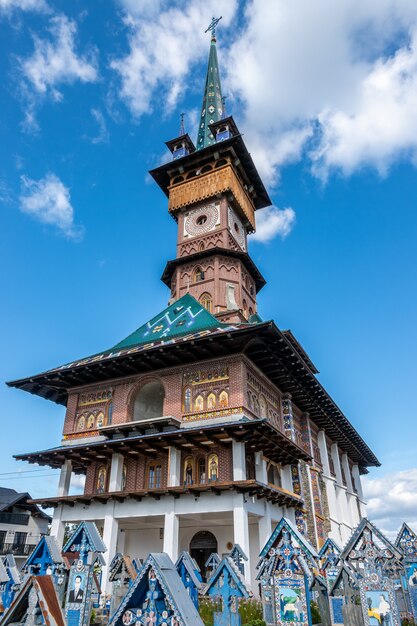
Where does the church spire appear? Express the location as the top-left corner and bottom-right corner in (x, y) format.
(196, 17), (224, 150)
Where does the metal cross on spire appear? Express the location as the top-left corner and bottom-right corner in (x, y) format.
(205, 16), (222, 40)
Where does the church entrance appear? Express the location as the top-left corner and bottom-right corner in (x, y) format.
(190, 530), (218, 580)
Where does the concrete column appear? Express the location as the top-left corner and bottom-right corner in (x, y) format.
(168, 447), (181, 487)
(258, 502), (272, 553)
(101, 503), (119, 594)
(233, 494), (251, 587)
(331, 444), (352, 541)
(281, 465), (293, 492)
(232, 440), (246, 481)
(352, 465), (367, 518)
(57, 460), (72, 497)
(255, 452), (267, 484)
(109, 453), (124, 492)
(317, 431), (330, 476)
(341, 454), (354, 492)
(50, 505), (65, 549)
(163, 509), (179, 563)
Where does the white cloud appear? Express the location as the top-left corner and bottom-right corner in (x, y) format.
(19, 173), (83, 240)
(110, 0), (237, 118)
(363, 468), (417, 539)
(250, 206), (296, 243)
(225, 0), (417, 182)
(20, 15), (98, 101)
(0, 0), (48, 12)
(90, 108), (109, 144)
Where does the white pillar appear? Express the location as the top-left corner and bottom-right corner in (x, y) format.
(258, 503), (272, 554)
(168, 447), (181, 487)
(255, 452), (267, 484)
(233, 494), (251, 587)
(341, 454), (353, 492)
(331, 444), (352, 541)
(50, 505), (65, 549)
(163, 509), (179, 563)
(232, 440), (246, 481)
(317, 431), (342, 543)
(101, 503), (119, 594)
(109, 453), (124, 492)
(352, 465), (367, 518)
(57, 460), (72, 497)
(281, 465), (293, 492)
(317, 431), (330, 476)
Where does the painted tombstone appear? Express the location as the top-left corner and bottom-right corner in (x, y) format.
(109, 552), (204, 626)
(0, 575), (65, 626)
(0, 558), (10, 616)
(330, 563), (362, 626)
(175, 551), (203, 610)
(22, 536), (67, 601)
(109, 553), (139, 617)
(1, 555), (21, 612)
(318, 538), (342, 624)
(205, 553), (221, 579)
(340, 519), (403, 626)
(204, 556), (249, 626)
(229, 544), (248, 576)
(309, 575), (331, 626)
(62, 521), (107, 626)
(257, 517), (318, 626)
(395, 522), (417, 619)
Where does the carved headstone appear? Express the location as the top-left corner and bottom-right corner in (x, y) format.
(109, 552), (204, 626)
(204, 556), (249, 626)
(257, 517), (318, 626)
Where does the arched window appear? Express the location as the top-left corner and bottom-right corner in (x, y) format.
(199, 292), (213, 313)
(184, 457), (194, 485)
(172, 175), (184, 184)
(96, 466), (107, 494)
(208, 454), (219, 482)
(198, 241), (205, 251)
(193, 266), (205, 282)
(249, 307), (254, 317)
(183, 387), (191, 413)
(207, 392), (216, 410)
(198, 457), (206, 484)
(219, 390), (228, 408)
(194, 395), (204, 411)
(133, 380), (165, 421)
(87, 413), (95, 429)
(106, 402), (113, 425)
(77, 415), (85, 431)
(259, 395), (267, 418)
(96, 411), (105, 428)
(242, 299), (248, 319)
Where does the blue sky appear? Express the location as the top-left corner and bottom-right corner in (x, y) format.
(1, 0), (417, 536)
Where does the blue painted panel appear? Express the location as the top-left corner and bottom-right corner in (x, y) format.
(331, 597), (344, 624)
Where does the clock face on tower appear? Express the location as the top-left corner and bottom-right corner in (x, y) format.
(183, 203), (219, 237)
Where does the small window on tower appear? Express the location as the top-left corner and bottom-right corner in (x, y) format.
(199, 292), (212, 312)
(196, 215), (207, 226)
(193, 266), (205, 282)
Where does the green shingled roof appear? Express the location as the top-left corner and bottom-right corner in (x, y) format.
(111, 293), (227, 351)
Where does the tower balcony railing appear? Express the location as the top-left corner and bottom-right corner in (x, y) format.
(0, 542), (33, 556)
